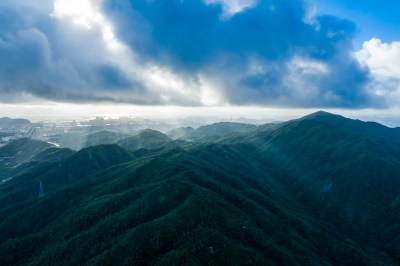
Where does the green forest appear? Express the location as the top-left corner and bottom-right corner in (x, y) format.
(1, 111), (399, 265)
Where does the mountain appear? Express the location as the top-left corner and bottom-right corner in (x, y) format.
(61, 144), (135, 181)
(0, 138), (74, 180)
(51, 131), (131, 151)
(301, 110), (400, 143)
(84, 131), (131, 147)
(32, 146), (75, 162)
(0, 138), (53, 168)
(166, 127), (195, 139)
(0, 117), (31, 126)
(0, 143), (384, 265)
(117, 129), (173, 151)
(168, 122), (256, 141)
(0, 112), (399, 264)
(222, 111), (400, 261)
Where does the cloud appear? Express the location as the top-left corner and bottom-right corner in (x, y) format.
(106, 0), (383, 107)
(0, 0), (387, 108)
(0, 0), (150, 104)
(357, 38), (400, 78)
(356, 38), (400, 102)
(204, 0), (258, 18)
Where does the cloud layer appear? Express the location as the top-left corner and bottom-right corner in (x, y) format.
(0, 0), (389, 108)
(357, 38), (400, 105)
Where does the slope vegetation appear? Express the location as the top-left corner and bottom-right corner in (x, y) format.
(0, 112), (399, 264)
(117, 129), (173, 151)
(168, 122), (256, 141)
(225, 112), (400, 261)
(0, 145), (389, 265)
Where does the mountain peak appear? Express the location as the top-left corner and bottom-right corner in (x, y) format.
(62, 144), (135, 180)
(297, 110), (400, 144)
(117, 129), (172, 151)
(302, 111), (342, 120)
(138, 129), (169, 138)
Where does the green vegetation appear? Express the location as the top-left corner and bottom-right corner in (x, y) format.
(0, 138), (55, 180)
(0, 140), (76, 184)
(0, 138), (52, 166)
(168, 122), (256, 141)
(84, 131), (131, 147)
(117, 129), (173, 151)
(0, 112), (400, 265)
(166, 126), (195, 139)
(32, 146), (74, 162)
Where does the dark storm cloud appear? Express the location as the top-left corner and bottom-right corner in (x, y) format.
(0, 0), (387, 107)
(0, 1), (143, 104)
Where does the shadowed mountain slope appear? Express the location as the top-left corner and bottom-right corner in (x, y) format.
(32, 146), (75, 162)
(0, 138), (53, 167)
(221, 111), (400, 261)
(61, 144), (136, 181)
(0, 139), (55, 180)
(301, 111), (400, 143)
(0, 143), (385, 265)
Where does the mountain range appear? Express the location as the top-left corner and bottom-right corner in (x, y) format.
(0, 111), (399, 265)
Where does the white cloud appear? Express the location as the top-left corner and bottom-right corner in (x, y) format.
(204, 0), (258, 18)
(290, 56), (330, 75)
(302, 0), (316, 24)
(0, 0), (382, 108)
(52, 0), (120, 49)
(50, 0), (205, 105)
(356, 38), (400, 100)
(283, 57), (331, 105)
(356, 38), (400, 77)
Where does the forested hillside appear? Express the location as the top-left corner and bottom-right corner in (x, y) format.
(0, 112), (399, 265)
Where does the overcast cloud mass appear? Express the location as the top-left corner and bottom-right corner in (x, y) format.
(0, 0), (397, 108)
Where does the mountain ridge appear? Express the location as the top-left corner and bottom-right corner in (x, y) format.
(301, 110), (400, 143)
(0, 117), (31, 126)
(0, 111), (399, 264)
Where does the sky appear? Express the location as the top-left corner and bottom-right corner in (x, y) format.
(314, 0), (400, 47)
(1, 0), (400, 121)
